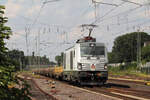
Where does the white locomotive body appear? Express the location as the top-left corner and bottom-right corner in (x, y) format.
(62, 37), (108, 85)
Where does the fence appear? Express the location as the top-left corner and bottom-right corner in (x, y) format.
(141, 62), (150, 74)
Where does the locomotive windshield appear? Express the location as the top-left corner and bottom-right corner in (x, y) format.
(80, 46), (105, 57)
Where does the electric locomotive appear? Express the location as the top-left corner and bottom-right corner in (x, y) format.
(62, 36), (108, 85)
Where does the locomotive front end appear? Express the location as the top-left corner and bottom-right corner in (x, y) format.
(77, 42), (108, 85)
(62, 36), (108, 86)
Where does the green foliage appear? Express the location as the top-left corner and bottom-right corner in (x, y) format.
(0, 66), (31, 100)
(142, 45), (150, 62)
(108, 63), (137, 76)
(0, 5), (12, 66)
(25, 55), (51, 65)
(7, 49), (26, 71)
(55, 52), (63, 66)
(111, 32), (150, 63)
(49, 61), (56, 66)
(0, 5), (31, 100)
(108, 52), (118, 63)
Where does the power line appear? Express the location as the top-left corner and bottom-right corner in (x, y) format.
(92, 1), (126, 24)
(121, 0), (143, 6)
(91, 0), (149, 25)
(29, 3), (45, 29)
(19, 15), (70, 31)
(93, 5), (144, 25)
(97, 7), (149, 28)
(79, 4), (93, 18)
(109, 18), (150, 36)
(43, 0), (61, 4)
(27, 0), (62, 33)
(92, 0), (119, 7)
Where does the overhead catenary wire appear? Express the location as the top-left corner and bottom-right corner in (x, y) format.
(110, 18), (150, 36)
(94, 5), (144, 25)
(9, 0), (150, 61)
(28, 2), (46, 29)
(92, 0), (119, 7)
(30, 0), (50, 28)
(26, 0), (63, 37)
(121, 0), (143, 6)
(99, 17), (147, 28)
(61, 0), (147, 46)
(94, 1), (150, 39)
(92, 0), (150, 25)
(92, 1), (126, 24)
(43, 0), (61, 4)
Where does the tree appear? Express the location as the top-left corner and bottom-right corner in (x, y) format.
(55, 52), (63, 66)
(7, 50), (26, 71)
(24, 55), (51, 65)
(0, 5), (12, 66)
(111, 32), (150, 63)
(49, 61), (56, 66)
(142, 45), (150, 62)
(108, 52), (119, 63)
(0, 5), (31, 100)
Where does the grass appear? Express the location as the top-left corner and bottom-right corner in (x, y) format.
(108, 63), (150, 80)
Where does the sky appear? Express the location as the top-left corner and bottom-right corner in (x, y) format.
(1, 0), (150, 61)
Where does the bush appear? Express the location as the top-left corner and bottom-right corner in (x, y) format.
(0, 66), (31, 100)
(108, 62), (137, 73)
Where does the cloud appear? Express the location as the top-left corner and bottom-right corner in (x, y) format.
(26, 5), (41, 16)
(5, 1), (22, 18)
(4, 0), (150, 59)
(84, 11), (95, 20)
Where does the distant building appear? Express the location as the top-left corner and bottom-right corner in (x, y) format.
(144, 41), (150, 47)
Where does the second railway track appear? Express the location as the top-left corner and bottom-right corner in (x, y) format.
(29, 73), (150, 100)
(84, 86), (150, 100)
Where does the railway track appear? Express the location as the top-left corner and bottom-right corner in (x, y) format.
(28, 80), (52, 100)
(84, 86), (150, 100)
(46, 75), (150, 100)
(19, 74), (57, 100)
(23, 73), (150, 100)
(108, 78), (146, 86)
(84, 87), (134, 100)
(81, 79), (150, 100)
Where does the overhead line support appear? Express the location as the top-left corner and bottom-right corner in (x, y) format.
(92, 0), (119, 7)
(121, 0), (143, 6)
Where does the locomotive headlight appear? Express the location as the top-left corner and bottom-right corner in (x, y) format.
(104, 64), (107, 69)
(81, 63), (85, 67)
(77, 63), (82, 70)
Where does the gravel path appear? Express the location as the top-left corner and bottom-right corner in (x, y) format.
(33, 78), (120, 100)
(28, 80), (55, 100)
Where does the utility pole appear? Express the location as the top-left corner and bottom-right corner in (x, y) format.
(38, 28), (41, 70)
(19, 52), (22, 71)
(25, 27), (31, 70)
(92, 0), (98, 21)
(137, 29), (141, 68)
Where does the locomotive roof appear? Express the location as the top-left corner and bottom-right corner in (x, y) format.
(79, 42), (105, 46)
(64, 42), (105, 52)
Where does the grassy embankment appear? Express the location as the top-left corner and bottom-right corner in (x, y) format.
(108, 63), (150, 81)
